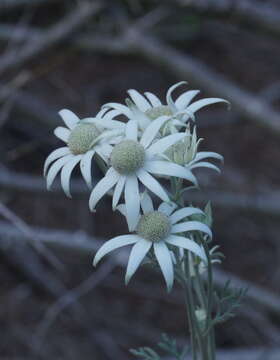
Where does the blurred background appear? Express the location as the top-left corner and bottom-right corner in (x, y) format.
(0, 0), (280, 359)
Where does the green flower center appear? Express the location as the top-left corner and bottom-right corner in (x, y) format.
(145, 105), (173, 120)
(111, 140), (145, 175)
(68, 123), (100, 155)
(137, 211), (171, 242)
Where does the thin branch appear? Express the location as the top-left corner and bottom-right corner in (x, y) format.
(0, 0), (57, 11)
(0, 1), (102, 76)
(177, 0), (280, 38)
(0, 219), (279, 316)
(0, 202), (64, 271)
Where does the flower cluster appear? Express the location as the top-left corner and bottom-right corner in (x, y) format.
(44, 82), (227, 290)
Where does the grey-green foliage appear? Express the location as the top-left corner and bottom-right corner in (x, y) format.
(213, 281), (247, 325)
(130, 334), (188, 360)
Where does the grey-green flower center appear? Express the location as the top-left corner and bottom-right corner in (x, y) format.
(68, 123), (100, 155)
(145, 105), (173, 120)
(137, 211), (171, 242)
(111, 140), (145, 175)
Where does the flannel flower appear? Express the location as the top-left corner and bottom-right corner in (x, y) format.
(44, 108), (125, 197)
(104, 81), (228, 133)
(94, 193), (211, 291)
(89, 117), (198, 231)
(167, 126), (223, 177)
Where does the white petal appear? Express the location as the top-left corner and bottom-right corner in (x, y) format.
(103, 103), (132, 118)
(192, 151), (223, 163)
(127, 89), (151, 112)
(137, 169), (169, 202)
(154, 242), (174, 292)
(140, 192), (154, 213)
(140, 116), (169, 149)
(172, 221), (212, 238)
(102, 109), (122, 120)
(144, 160), (197, 185)
(190, 161), (221, 173)
(89, 168), (120, 211)
(44, 147), (70, 176)
(93, 235), (139, 266)
(166, 81), (187, 109)
(125, 175), (140, 231)
(46, 154), (74, 190)
(158, 202), (177, 216)
(146, 133), (185, 156)
(166, 235), (206, 261)
(54, 126), (70, 142)
(187, 98), (229, 114)
(96, 107), (109, 118)
(112, 176), (126, 209)
(125, 120), (138, 141)
(170, 207), (204, 224)
(131, 105), (151, 131)
(125, 239), (152, 284)
(96, 144), (112, 162)
(116, 204), (126, 216)
(175, 90), (200, 110)
(144, 92), (162, 107)
(59, 109), (79, 129)
(61, 155), (82, 197)
(80, 150), (95, 188)
(92, 118), (125, 130)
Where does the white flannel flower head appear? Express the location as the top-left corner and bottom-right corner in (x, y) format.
(167, 126), (223, 178)
(89, 117), (198, 231)
(104, 81), (228, 133)
(93, 193), (211, 291)
(44, 108), (125, 197)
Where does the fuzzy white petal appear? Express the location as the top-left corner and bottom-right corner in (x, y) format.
(144, 160), (197, 185)
(59, 109), (79, 129)
(140, 192), (154, 213)
(131, 106), (151, 130)
(154, 242), (174, 291)
(44, 147), (70, 176)
(125, 120), (138, 141)
(172, 221), (212, 238)
(144, 92), (162, 107)
(96, 144), (113, 161)
(128, 89), (151, 112)
(146, 133), (185, 156)
(61, 155), (82, 197)
(175, 90), (200, 110)
(112, 176), (126, 209)
(46, 154), (74, 190)
(158, 202), (177, 216)
(166, 235), (206, 261)
(54, 126), (70, 142)
(80, 150), (95, 188)
(192, 151), (223, 163)
(93, 235), (139, 266)
(170, 207), (204, 224)
(190, 161), (221, 173)
(89, 168), (120, 211)
(103, 103), (132, 118)
(140, 116), (169, 149)
(187, 98), (229, 114)
(102, 109), (122, 120)
(166, 81), (187, 109)
(137, 169), (169, 202)
(125, 175), (140, 231)
(125, 238), (152, 284)
(116, 204), (126, 216)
